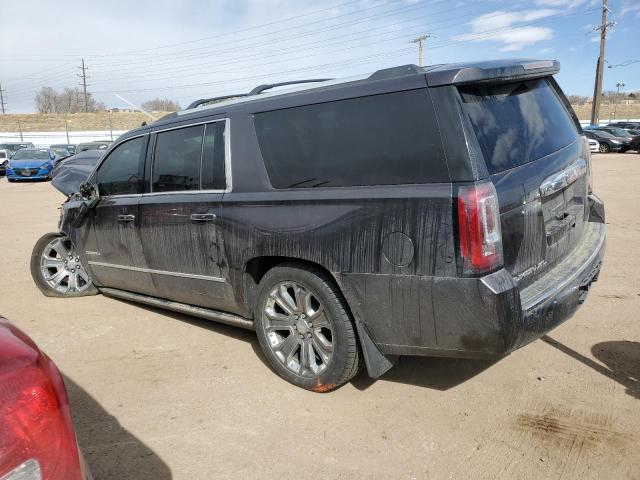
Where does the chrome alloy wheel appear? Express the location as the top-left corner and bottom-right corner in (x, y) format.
(263, 281), (334, 377)
(40, 237), (91, 294)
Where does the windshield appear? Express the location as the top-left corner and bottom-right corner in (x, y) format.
(1, 144), (28, 153)
(12, 150), (51, 160)
(459, 78), (579, 174)
(592, 130), (614, 139)
(605, 127), (630, 137)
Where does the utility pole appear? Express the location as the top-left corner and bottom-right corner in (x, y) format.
(411, 34), (431, 67)
(65, 118), (70, 143)
(78, 58), (90, 113)
(108, 109), (114, 141)
(17, 120), (23, 141)
(590, 0), (615, 125)
(0, 83), (6, 114)
(613, 81), (625, 119)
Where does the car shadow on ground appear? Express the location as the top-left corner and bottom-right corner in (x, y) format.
(63, 375), (172, 480)
(542, 335), (640, 400)
(106, 298), (501, 392)
(351, 356), (497, 391)
(116, 299), (271, 371)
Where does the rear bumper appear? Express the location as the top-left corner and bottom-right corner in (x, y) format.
(376, 197), (606, 359)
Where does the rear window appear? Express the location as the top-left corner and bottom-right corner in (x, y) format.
(254, 89), (448, 188)
(459, 78), (579, 174)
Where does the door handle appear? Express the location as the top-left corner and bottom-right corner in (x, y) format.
(190, 213), (217, 222)
(117, 214), (135, 223)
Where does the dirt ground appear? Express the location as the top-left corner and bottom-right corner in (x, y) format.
(0, 153), (638, 480)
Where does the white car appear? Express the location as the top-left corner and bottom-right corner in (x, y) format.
(588, 138), (600, 153)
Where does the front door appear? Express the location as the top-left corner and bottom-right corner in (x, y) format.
(138, 120), (235, 311)
(84, 135), (156, 295)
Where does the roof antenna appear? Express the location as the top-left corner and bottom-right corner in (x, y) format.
(113, 93), (158, 121)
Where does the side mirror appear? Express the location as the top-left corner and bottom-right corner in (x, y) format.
(78, 182), (100, 207)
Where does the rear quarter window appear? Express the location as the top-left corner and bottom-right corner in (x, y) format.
(253, 89), (448, 188)
(459, 78), (579, 174)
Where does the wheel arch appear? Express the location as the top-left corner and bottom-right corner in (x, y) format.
(243, 256), (346, 316)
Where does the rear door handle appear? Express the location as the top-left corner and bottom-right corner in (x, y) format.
(117, 214), (135, 223)
(190, 213), (217, 222)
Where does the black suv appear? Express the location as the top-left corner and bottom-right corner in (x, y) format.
(31, 60), (606, 391)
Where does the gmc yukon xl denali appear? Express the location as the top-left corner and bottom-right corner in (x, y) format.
(31, 60), (606, 391)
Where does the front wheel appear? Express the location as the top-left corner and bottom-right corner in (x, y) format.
(30, 233), (98, 297)
(254, 263), (361, 392)
(599, 143), (610, 153)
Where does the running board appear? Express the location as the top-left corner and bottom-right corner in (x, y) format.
(100, 288), (255, 330)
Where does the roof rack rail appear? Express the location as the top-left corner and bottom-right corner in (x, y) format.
(187, 94), (248, 110)
(248, 79), (332, 96)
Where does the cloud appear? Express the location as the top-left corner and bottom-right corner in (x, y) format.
(455, 9), (557, 51)
(534, 0), (587, 7)
(620, 0), (640, 17)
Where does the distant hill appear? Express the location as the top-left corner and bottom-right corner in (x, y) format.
(0, 111), (172, 133)
(0, 104), (638, 134)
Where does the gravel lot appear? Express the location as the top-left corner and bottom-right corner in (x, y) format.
(1, 153), (638, 480)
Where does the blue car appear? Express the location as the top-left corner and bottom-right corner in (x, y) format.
(6, 148), (59, 182)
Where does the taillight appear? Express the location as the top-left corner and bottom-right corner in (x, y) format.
(0, 357), (83, 480)
(456, 182), (503, 275)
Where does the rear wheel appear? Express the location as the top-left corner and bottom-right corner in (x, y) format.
(30, 233), (98, 297)
(254, 263), (361, 392)
(599, 143), (610, 153)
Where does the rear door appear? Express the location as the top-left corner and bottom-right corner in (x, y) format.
(138, 120), (236, 311)
(458, 78), (589, 288)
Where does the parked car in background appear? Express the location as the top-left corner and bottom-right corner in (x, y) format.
(51, 149), (103, 188)
(587, 138), (600, 153)
(6, 148), (59, 182)
(0, 154), (7, 176)
(76, 141), (111, 153)
(50, 144), (77, 155)
(592, 126), (640, 151)
(51, 148), (72, 161)
(31, 60), (606, 392)
(607, 121), (640, 133)
(0, 317), (90, 480)
(583, 129), (631, 153)
(0, 142), (35, 161)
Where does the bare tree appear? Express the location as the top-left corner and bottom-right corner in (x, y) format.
(141, 98), (181, 111)
(35, 87), (57, 113)
(35, 86), (105, 113)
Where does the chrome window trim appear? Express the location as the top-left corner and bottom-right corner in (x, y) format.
(88, 261), (226, 283)
(147, 118), (231, 195)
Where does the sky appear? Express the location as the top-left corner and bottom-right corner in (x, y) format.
(1, 0), (639, 113)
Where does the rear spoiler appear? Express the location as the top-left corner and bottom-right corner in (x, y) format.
(425, 59), (560, 87)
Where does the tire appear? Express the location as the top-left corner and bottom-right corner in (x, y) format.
(599, 143), (610, 153)
(7, 178), (15, 183)
(30, 232), (98, 298)
(254, 262), (361, 392)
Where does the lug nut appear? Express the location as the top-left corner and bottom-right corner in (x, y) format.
(307, 333), (312, 338)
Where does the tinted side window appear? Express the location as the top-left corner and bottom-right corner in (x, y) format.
(96, 137), (145, 196)
(153, 125), (204, 192)
(254, 89), (448, 188)
(201, 121), (226, 190)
